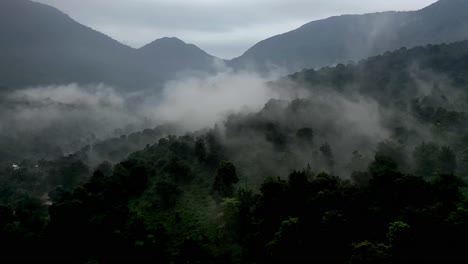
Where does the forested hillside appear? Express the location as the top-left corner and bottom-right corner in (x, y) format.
(0, 0), (218, 89)
(3, 0), (468, 90)
(1, 40), (468, 262)
(231, 0), (468, 73)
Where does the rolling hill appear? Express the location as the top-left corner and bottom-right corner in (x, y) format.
(231, 0), (468, 73)
(0, 0), (217, 90)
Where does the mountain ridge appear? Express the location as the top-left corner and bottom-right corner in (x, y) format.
(2, 0), (468, 89)
(0, 0), (218, 90)
(230, 0), (468, 73)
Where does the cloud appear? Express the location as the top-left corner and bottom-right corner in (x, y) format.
(0, 84), (149, 155)
(0, 68), (287, 158)
(143, 68), (286, 131)
(8, 84), (125, 108)
(34, 0), (438, 58)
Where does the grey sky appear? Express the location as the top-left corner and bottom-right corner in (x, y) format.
(34, 0), (438, 59)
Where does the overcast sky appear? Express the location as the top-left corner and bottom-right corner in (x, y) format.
(34, 0), (438, 59)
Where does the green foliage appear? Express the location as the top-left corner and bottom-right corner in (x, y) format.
(438, 146), (457, 175)
(386, 221), (411, 244)
(320, 142), (335, 172)
(212, 161), (239, 199)
(296, 127), (314, 145)
(348, 151), (369, 174)
(1, 132), (468, 262)
(458, 147), (468, 177)
(194, 138), (207, 162)
(260, 177), (288, 200)
(375, 141), (407, 172)
(155, 181), (181, 208)
(3, 40), (468, 262)
(369, 155), (399, 177)
(164, 156), (192, 182)
(413, 142), (440, 177)
(266, 217), (300, 259)
(349, 241), (390, 264)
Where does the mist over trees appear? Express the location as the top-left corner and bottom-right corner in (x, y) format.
(1, 38), (468, 262)
(1, 0), (468, 262)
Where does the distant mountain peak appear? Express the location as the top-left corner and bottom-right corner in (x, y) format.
(0, 0), (217, 89)
(1, 0), (70, 20)
(139, 37), (199, 51)
(231, 0), (468, 73)
(138, 37), (212, 59)
(157, 37), (185, 43)
(145, 37), (186, 46)
(432, 0), (467, 5)
(423, 0), (468, 10)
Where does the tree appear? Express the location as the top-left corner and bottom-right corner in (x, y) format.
(348, 150), (369, 174)
(114, 162), (148, 196)
(369, 155), (399, 177)
(351, 171), (371, 187)
(457, 147), (468, 178)
(437, 146), (457, 175)
(296, 128), (314, 145)
(266, 217), (302, 261)
(288, 171), (309, 194)
(387, 221), (411, 245)
(387, 221), (412, 260)
(205, 131), (224, 168)
(164, 156), (192, 182)
(155, 181), (180, 208)
(349, 241), (390, 264)
(376, 140), (408, 171)
(95, 161), (113, 177)
(194, 138), (207, 162)
(212, 161), (239, 198)
(0, 205), (14, 231)
(413, 142), (439, 177)
(260, 177), (288, 203)
(320, 143), (335, 173)
(50, 160), (90, 189)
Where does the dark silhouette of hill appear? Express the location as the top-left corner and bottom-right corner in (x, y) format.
(0, 0), (217, 89)
(231, 0), (468, 73)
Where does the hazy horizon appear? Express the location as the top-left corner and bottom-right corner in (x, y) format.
(34, 0), (437, 59)
(1, 0), (468, 262)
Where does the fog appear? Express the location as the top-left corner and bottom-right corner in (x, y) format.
(0, 67), (286, 161)
(0, 63), (393, 167)
(1, 54), (464, 184)
(0, 84), (151, 160)
(148, 69), (285, 131)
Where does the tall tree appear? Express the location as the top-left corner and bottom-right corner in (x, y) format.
(320, 143), (335, 173)
(212, 161), (239, 198)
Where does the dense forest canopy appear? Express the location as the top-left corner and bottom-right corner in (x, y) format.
(1, 39), (468, 262)
(3, 0), (468, 262)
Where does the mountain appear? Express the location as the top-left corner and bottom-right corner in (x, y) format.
(2, 39), (468, 262)
(3, 0), (468, 90)
(136, 37), (219, 80)
(0, 0), (217, 90)
(231, 0), (468, 73)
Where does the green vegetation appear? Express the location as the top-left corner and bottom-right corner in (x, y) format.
(1, 40), (468, 262)
(2, 133), (467, 262)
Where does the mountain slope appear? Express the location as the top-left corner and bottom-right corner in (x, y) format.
(3, 39), (468, 262)
(0, 0), (216, 90)
(0, 0), (139, 88)
(136, 37), (219, 79)
(231, 0), (468, 73)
